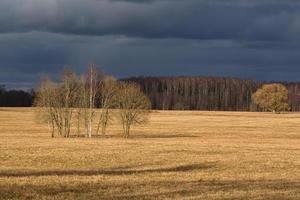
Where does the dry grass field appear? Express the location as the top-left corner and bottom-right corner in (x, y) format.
(0, 108), (299, 200)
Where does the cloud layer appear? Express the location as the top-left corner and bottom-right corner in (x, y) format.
(1, 0), (300, 40)
(1, 0), (300, 88)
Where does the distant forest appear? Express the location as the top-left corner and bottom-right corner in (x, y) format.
(0, 85), (34, 107)
(2, 76), (300, 111)
(125, 77), (300, 112)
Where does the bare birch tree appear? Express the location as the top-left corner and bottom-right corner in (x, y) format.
(74, 75), (86, 137)
(60, 68), (80, 137)
(34, 77), (58, 137)
(35, 77), (66, 137)
(116, 82), (151, 138)
(96, 76), (119, 136)
(84, 64), (103, 138)
(35, 68), (81, 138)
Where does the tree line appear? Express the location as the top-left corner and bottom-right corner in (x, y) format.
(35, 65), (151, 138)
(2, 76), (300, 111)
(0, 85), (34, 107)
(126, 77), (300, 112)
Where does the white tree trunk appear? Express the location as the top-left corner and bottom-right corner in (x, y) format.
(88, 67), (93, 138)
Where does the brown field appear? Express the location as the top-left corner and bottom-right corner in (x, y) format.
(0, 108), (299, 200)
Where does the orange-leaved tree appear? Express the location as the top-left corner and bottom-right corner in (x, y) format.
(252, 83), (289, 113)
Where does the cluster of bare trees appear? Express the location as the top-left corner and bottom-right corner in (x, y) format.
(35, 65), (151, 138)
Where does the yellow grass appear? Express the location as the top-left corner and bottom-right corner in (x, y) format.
(0, 108), (299, 200)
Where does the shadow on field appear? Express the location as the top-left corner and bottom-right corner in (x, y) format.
(134, 134), (199, 139)
(0, 163), (214, 177)
(68, 134), (200, 139)
(1, 179), (299, 200)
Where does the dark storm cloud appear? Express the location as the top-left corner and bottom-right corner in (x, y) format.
(1, 0), (300, 88)
(110, 0), (156, 3)
(0, 0), (300, 41)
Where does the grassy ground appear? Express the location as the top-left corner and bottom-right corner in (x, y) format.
(0, 108), (299, 200)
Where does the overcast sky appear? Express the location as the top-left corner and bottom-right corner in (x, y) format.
(1, 0), (300, 89)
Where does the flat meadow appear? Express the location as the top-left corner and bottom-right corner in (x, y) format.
(0, 108), (299, 199)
